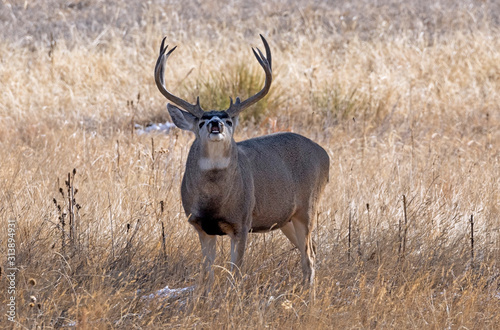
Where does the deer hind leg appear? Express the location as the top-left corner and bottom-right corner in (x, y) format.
(282, 221), (317, 255)
(280, 221), (299, 248)
(291, 213), (316, 286)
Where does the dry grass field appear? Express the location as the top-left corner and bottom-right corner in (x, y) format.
(1, 0), (500, 328)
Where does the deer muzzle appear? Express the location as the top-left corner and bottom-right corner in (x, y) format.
(208, 120), (224, 134)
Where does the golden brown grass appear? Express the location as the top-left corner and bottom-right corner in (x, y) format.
(1, 0), (500, 328)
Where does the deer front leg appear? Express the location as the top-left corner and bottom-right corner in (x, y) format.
(229, 230), (248, 276)
(196, 229), (216, 292)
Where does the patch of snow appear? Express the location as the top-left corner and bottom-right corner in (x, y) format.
(141, 285), (195, 300)
(135, 122), (176, 135)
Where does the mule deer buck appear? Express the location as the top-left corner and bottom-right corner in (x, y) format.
(155, 35), (329, 289)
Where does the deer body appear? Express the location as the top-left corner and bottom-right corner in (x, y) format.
(155, 35), (329, 288)
(184, 132), (329, 235)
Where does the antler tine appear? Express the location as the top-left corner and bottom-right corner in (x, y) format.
(154, 37), (204, 118)
(226, 35), (273, 117)
(259, 33), (272, 68)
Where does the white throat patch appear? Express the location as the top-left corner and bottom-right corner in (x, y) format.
(198, 138), (232, 171)
(199, 156), (231, 170)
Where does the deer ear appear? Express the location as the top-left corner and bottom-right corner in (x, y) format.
(167, 103), (198, 131)
(232, 115), (239, 128)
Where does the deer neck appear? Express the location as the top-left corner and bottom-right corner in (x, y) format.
(197, 138), (237, 172)
(185, 139), (241, 203)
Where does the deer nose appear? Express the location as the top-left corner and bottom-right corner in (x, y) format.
(208, 120), (224, 134)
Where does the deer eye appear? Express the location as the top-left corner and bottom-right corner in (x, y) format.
(225, 120), (232, 127)
(198, 121), (205, 129)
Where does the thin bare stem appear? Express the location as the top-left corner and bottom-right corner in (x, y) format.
(108, 192), (115, 260)
(402, 195), (408, 258)
(470, 214), (474, 269)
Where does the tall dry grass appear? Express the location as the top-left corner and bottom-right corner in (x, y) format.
(1, 0), (499, 328)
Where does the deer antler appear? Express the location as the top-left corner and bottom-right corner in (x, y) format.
(226, 34), (273, 117)
(154, 37), (205, 118)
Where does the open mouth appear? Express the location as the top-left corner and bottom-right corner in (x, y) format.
(209, 122), (223, 134)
